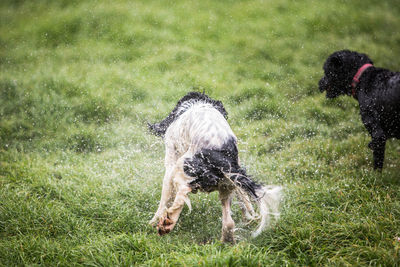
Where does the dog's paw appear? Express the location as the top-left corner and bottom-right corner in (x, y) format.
(157, 214), (174, 236)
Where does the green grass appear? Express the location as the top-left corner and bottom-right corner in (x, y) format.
(1, 0), (400, 265)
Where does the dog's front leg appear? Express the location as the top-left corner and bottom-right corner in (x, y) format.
(369, 137), (386, 170)
(360, 105), (386, 169)
(149, 146), (177, 226)
(149, 166), (176, 225)
(157, 168), (192, 235)
(366, 127), (386, 170)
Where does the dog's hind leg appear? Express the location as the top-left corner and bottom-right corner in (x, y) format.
(157, 167), (192, 235)
(219, 189), (235, 243)
(149, 146), (178, 226)
(235, 189), (257, 221)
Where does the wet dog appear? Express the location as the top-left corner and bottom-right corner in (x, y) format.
(319, 50), (400, 169)
(148, 92), (282, 242)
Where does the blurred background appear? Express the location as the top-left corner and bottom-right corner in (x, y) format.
(1, 0), (399, 265)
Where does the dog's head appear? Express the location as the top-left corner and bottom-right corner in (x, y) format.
(319, 50), (373, 98)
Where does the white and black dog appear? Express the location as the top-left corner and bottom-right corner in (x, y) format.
(148, 92), (282, 243)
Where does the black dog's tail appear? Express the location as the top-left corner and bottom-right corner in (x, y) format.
(183, 139), (282, 237)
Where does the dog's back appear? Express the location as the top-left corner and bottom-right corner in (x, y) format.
(165, 102), (236, 156)
(164, 99), (259, 195)
(370, 69), (400, 138)
(351, 67), (400, 139)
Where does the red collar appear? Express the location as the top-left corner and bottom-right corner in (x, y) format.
(351, 63), (373, 97)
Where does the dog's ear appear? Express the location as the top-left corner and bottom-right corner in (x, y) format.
(359, 53), (373, 65)
(329, 55), (342, 69)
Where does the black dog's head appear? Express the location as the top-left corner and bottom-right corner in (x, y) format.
(319, 50), (373, 98)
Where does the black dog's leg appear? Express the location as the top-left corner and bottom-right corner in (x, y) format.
(369, 138), (386, 170)
(360, 104), (387, 170)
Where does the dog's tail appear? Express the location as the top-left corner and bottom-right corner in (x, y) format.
(252, 184), (283, 237)
(229, 172), (283, 237)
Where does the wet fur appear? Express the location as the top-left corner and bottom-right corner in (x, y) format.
(148, 92), (282, 242)
(319, 50), (400, 169)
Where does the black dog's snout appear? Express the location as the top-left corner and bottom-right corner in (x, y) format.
(318, 76), (328, 92)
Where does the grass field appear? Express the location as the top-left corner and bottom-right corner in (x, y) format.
(1, 0), (400, 265)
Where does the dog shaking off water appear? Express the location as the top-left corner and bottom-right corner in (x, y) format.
(148, 92), (282, 243)
(319, 50), (400, 169)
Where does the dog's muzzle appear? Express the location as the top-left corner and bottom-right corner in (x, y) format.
(318, 76), (328, 92)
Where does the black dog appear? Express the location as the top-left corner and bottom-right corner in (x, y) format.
(319, 50), (400, 169)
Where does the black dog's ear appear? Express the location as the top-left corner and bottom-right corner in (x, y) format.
(330, 55), (342, 69)
(359, 53), (373, 65)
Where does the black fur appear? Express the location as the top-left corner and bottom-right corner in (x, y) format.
(148, 92), (228, 137)
(149, 91), (261, 198)
(183, 137), (261, 199)
(319, 50), (400, 169)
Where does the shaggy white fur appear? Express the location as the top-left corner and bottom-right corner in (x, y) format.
(148, 93), (282, 242)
